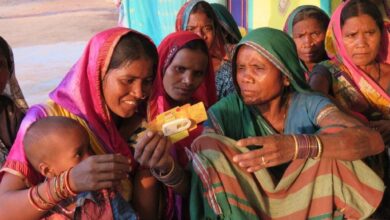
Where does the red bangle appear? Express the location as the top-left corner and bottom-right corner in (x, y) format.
(28, 186), (46, 211)
(45, 178), (57, 204)
(65, 168), (77, 196)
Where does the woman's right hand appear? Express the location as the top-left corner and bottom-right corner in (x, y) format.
(69, 154), (132, 192)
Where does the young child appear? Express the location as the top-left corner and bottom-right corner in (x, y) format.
(23, 116), (137, 220)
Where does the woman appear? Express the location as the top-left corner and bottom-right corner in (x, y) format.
(284, 5), (330, 78)
(176, 0), (233, 99)
(189, 27), (385, 219)
(0, 36), (27, 166)
(310, 0), (390, 216)
(143, 31), (216, 220)
(0, 27), (170, 219)
(210, 3), (242, 99)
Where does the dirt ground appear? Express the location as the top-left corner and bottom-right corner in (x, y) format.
(0, 0), (119, 104)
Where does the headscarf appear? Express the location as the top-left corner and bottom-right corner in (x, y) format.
(175, 0), (226, 61)
(0, 36), (28, 112)
(232, 27), (309, 96)
(147, 31), (216, 220)
(148, 31), (216, 122)
(210, 3), (242, 44)
(2, 27), (155, 184)
(283, 5), (329, 37)
(325, 1), (390, 114)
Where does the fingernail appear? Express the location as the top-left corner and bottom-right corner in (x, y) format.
(147, 131), (153, 137)
(239, 162), (243, 167)
(247, 168), (252, 172)
(236, 141), (242, 147)
(233, 156), (237, 162)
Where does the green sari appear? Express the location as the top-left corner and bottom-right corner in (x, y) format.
(189, 28), (384, 219)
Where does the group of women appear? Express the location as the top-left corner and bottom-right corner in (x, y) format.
(0, 0), (389, 219)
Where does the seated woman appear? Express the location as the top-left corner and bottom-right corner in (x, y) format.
(0, 36), (27, 166)
(284, 5), (330, 79)
(189, 27), (385, 219)
(310, 0), (390, 216)
(175, 0), (235, 99)
(0, 27), (171, 219)
(140, 31), (215, 220)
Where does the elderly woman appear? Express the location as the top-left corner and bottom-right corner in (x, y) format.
(0, 36), (27, 166)
(189, 27), (385, 219)
(284, 5), (330, 78)
(310, 0), (390, 216)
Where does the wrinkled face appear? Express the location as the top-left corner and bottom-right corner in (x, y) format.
(163, 48), (208, 104)
(0, 53), (9, 93)
(341, 14), (381, 67)
(292, 18), (327, 65)
(103, 58), (154, 118)
(236, 45), (289, 105)
(186, 12), (215, 49)
(47, 126), (90, 176)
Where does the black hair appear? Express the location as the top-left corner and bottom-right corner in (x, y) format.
(191, 1), (221, 35)
(341, 0), (383, 32)
(293, 7), (330, 31)
(0, 37), (12, 75)
(181, 38), (209, 56)
(108, 32), (158, 75)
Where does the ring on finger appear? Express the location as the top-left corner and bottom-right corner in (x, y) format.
(261, 156), (267, 165)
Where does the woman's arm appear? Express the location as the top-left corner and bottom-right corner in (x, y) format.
(0, 154), (132, 219)
(232, 108), (384, 172)
(133, 169), (160, 220)
(134, 130), (190, 197)
(308, 64), (331, 94)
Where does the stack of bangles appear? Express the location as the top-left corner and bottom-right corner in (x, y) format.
(150, 159), (185, 188)
(28, 167), (77, 211)
(291, 134), (323, 160)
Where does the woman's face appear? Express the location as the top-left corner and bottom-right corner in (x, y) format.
(103, 58), (154, 119)
(292, 18), (327, 65)
(0, 53), (9, 93)
(163, 48), (208, 104)
(236, 45), (288, 105)
(186, 12), (215, 50)
(341, 14), (381, 67)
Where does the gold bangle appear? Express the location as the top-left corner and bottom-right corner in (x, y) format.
(152, 158), (175, 178)
(292, 135), (298, 160)
(314, 135), (323, 159)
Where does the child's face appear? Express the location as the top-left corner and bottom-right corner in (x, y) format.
(46, 126), (91, 177)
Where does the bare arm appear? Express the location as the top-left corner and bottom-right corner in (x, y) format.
(318, 108), (384, 160)
(132, 169), (160, 220)
(0, 173), (47, 220)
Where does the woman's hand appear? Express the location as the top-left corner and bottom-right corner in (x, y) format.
(69, 154), (131, 192)
(369, 120), (390, 145)
(233, 135), (295, 172)
(134, 130), (173, 172)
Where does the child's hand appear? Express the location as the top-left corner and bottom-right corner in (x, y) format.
(68, 154), (132, 192)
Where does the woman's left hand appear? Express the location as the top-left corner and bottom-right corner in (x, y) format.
(369, 120), (390, 145)
(233, 135), (295, 172)
(134, 130), (173, 171)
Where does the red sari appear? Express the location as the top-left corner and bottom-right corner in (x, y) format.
(147, 31), (216, 220)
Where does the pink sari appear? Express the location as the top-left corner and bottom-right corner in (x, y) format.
(325, 1), (390, 119)
(0, 27), (151, 185)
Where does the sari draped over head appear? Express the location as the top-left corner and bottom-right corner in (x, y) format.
(175, 0), (226, 63)
(322, 1), (390, 120)
(0, 36), (28, 112)
(210, 3), (242, 45)
(147, 31), (216, 220)
(189, 27), (384, 219)
(0, 36), (26, 166)
(1, 27), (148, 186)
(283, 5), (330, 79)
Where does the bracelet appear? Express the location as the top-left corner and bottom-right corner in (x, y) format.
(151, 159), (185, 186)
(64, 168), (77, 196)
(314, 135), (323, 159)
(28, 187), (46, 212)
(152, 158), (175, 177)
(292, 135), (298, 160)
(45, 178), (57, 205)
